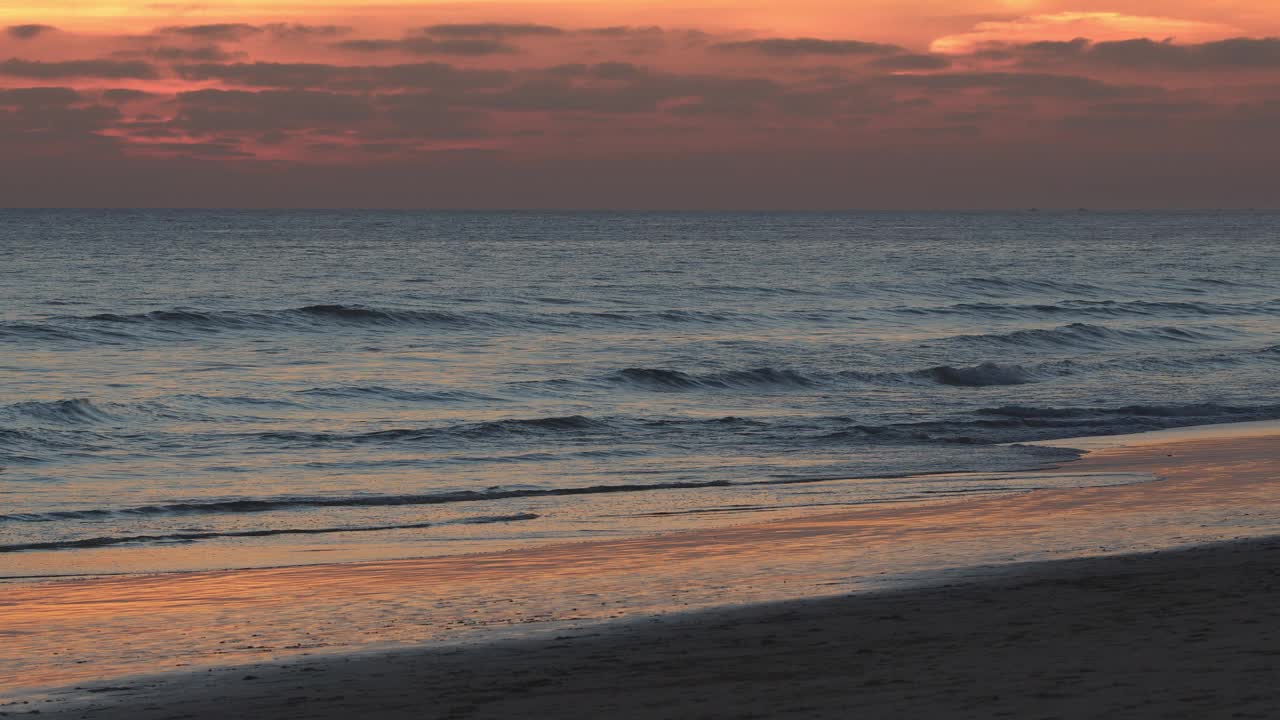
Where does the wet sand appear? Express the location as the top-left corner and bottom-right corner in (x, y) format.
(5, 427), (1280, 718)
(20, 535), (1280, 720)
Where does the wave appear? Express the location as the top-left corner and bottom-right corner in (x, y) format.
(0, 320), (152, 345)
(0, 427), (114, 464)
(887, 298), (1279, 321)
(0, 399), (115, 425)
(0, 481), (744, 523)
(926, 276), (1109, 299)
(943, 323), (1233, 350)
(603, 350), (1278, 395)
(9, 398), (1270, 528)
(609, 362), (1057, 391)
(606, 367), (817, 391)
(0, 513), (540, 552)
(251, 414), (611, 446)
(976, 403), (1280, 420)
(297, 385), (496, 403)
(895, 363), (1045, 387)
(822, 402), (1280, 446)
(0, 396), (296, 434)
(1, 304), (744, 344)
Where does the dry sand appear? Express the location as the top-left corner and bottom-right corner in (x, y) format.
(6, 427), (1280, 719)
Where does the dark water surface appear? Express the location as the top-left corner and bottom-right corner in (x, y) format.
(2, 211), (1277, 574)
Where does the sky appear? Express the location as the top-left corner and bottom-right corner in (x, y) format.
(2, 1), (1279, 208)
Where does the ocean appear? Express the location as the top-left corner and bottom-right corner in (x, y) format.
(3, 210), (1278, 577)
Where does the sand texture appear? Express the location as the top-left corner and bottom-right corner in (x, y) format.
(16, 536), (1280, 720)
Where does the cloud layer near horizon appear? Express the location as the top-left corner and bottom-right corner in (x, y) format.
(2, 7), (1279, 209)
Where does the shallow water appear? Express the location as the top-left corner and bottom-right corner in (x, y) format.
(2, 210), (1278, 575)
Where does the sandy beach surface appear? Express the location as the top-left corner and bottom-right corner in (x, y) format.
(4, 425), (1279, 718)
(15, 536), (1280, 720)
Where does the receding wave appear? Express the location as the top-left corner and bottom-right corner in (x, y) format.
(0, 513), (540, 552)
(822, 402), (1280, 445)
(0, 483), (741, 523)
(977, 403), (1280, 420)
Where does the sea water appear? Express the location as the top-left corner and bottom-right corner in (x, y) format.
(2, 210), (1277, 576)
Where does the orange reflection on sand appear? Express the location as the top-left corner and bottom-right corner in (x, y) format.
(3, 430), (1278, 697)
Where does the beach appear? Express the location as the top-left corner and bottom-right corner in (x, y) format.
(17, 537), (1280, 720)
(5, 424), (1279, 718)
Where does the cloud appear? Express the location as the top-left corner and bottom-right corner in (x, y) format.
(882, 72), (1161, 100)
(173, 61), (511, 91)
(2, 12), (1276, 210)
(261, 23), (351, 39)
(358, 142), (401, 154)
(131, 140), (254, 158)
(377, 93), (491, 138)
(1230, 99), (1280, 131)
(0, 86), (81, 107)
(868, 54), (951, 71)
(0, 101), (120, 134)
(1055, 99), (1218, 132)
(465, 62), (780, 115)
(102, 88), (155, 104)
(419, 23), (563, 38)
(159, 86), (496, 143)
(334, 37), (518, 56)
(175, 62), (338, 87)
(1083, 37), (1280, 70)
(6, 24), (57, 40)
(156, 23), (264, 41)
(974, 36), (1280, 72)
(574, 26), (709, 54)
(151, 23), (349, 42)
(172, 88), (374, 133)
(932, 12), (1239, 54)
(885, 124), (982, 138)
(1088, 100), (1213, 114)
(122, 45), (244, 62)
(0, 58), (158, 80)
(579, 26), (662, 37)
(712, 37), (901, 57)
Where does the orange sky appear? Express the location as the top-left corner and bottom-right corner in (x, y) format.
(2, 1), (1279, 208)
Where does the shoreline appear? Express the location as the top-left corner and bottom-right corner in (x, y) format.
(9, 420), (1277, 583)
(5, 421), (1279, 714)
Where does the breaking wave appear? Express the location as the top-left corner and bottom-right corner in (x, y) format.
(0, 399), (116, 425)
